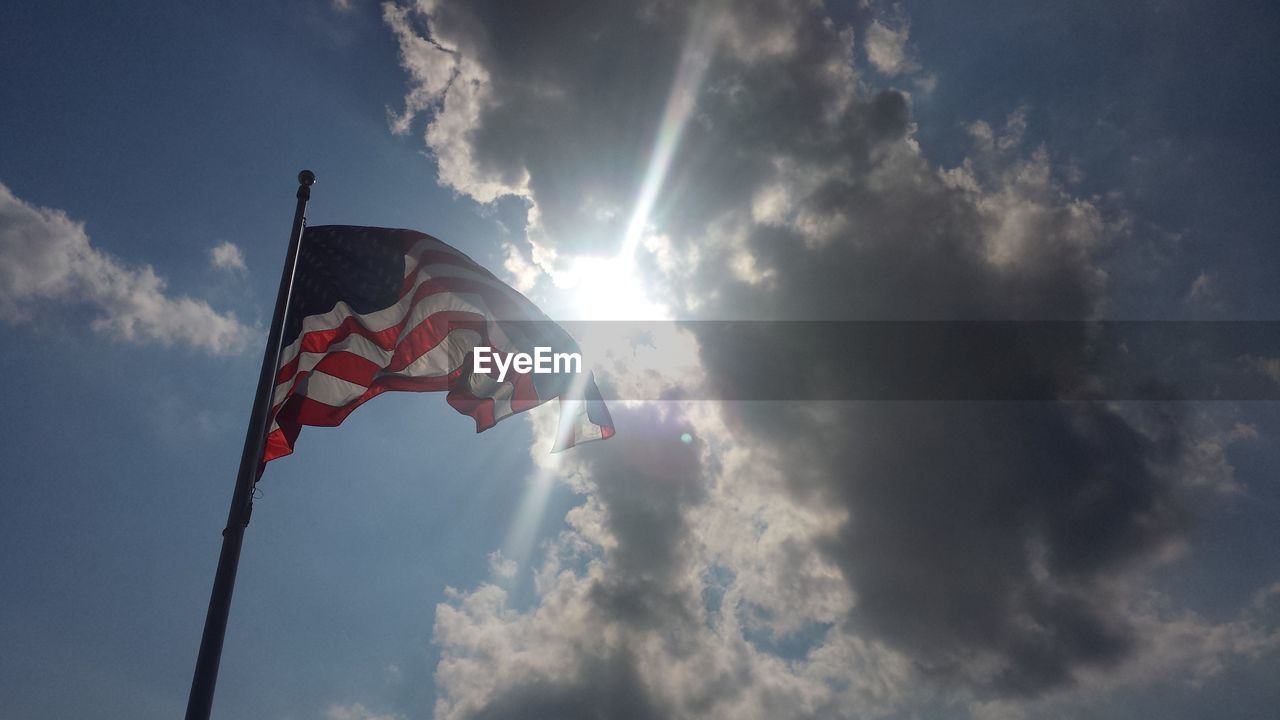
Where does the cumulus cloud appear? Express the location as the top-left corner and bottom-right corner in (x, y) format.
(0, 182), (253, 354)
(434, 404), (917, 720)
(430, 401), (1275, 719)
(385, 0), (1278, 716)
(209, 240), (246, 272)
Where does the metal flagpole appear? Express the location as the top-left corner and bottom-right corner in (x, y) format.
(185, 170), (315, 720)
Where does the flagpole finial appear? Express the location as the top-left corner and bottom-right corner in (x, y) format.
(296, 170), (315, 201)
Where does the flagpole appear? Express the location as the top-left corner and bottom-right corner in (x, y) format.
(185, 170), (315, 720)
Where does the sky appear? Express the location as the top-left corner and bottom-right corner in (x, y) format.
(1, 1), (1279, 719)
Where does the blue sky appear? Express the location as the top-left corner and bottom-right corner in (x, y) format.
(2, 1), (1279, 719)
(1, 2), (556, 717)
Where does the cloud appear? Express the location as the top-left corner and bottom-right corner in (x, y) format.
(1240, 355), (1280, 385)
(487, 550), (517, 579)
(968, 107), (1030, 154)
(0, 182), (253, 354)
(385, 0), (1278, 716)
(1187, 270), (1223, 312)
(864, 17), (916, 76)
(434, 404), (916, 720)
(326, 703), (404, 720)
(209, 241), (246, 272)
(429, 401), (1276, 719)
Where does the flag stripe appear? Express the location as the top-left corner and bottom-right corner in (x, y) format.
(264, 226), (614, 463)
(272, 321), (487, 420)
(274, 266), (545, 385)
(288, 262), (534, 351)
(273, 307), (491, 406)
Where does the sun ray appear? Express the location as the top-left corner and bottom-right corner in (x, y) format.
(559, 6), (717, 321)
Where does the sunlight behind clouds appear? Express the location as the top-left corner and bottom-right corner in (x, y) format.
(544, 5), (718, 321)
(383, 0), (1280, 717)
(555, 254), (668, 321)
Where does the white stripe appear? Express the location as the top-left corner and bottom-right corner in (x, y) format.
(272, 291), (526, 408)
(393, 328), (485, 377)
(458, 370), (516, 421)
(288, 369), (369, 408)
(274, 289), (489, 406)
(275, 262), (542, 374)
(283, 262), (529, 349)
(402, 236), (487, 274)
(282, 329), (475, 407)
(306, 261), (532, 336)
(407, 236), (478, 265)
(274, 284), (496, 387)
(282, 326), (525, 417)
(266, 237), (606, 446)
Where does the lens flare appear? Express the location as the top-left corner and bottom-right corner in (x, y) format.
(618, 9), (716, 261)
(565, 6), (717, 321)
(509, 9), (718, 561)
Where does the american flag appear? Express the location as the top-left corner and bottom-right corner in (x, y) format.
(262, 225), (614, 463)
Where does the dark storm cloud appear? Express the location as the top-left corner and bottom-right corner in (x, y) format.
(723, 400), (1187, 695)
(388, 0), (1277, 716)
(642, 0), (1190, 692)
(575, 404), (707, 632)
(470, 649), (667, 720)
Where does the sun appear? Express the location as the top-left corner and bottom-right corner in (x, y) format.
(548, 9), (714, 323)
(559, 253), (668, 321)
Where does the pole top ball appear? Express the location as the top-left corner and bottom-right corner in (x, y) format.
(297, 170), (316, 187)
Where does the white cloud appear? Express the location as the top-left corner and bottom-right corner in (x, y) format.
(487, 550), (517, 579)
(864, 19), (914, 76)
(383, 1), (518, 204)
(0, 182), (253, 354)
(997, 107), (1028, 151)
(209, 240), (246, 272)
(966, 107), (1030, 154)
(500, 241), (540, 292)
(326, 703), (404, 720)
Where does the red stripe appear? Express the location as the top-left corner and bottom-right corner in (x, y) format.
(267, 314), (517, 460)
(314, 351), (382, 387)
(445, 390), (497, 432)
(509, 371), (539, 413)
(400, 249), (496, 294)
(387, 314), (488, 372)
(276, 273), (535, 386)
(264, 362), (524, 463)
(260, 236), (607, 464)
(270, 308), (493, 421)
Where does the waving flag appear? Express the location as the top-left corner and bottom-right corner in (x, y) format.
(262, 225), (614, 463)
